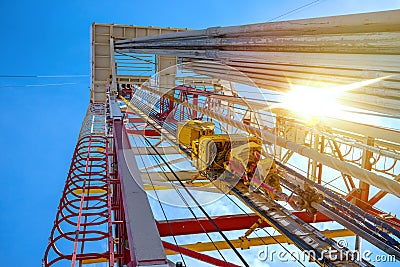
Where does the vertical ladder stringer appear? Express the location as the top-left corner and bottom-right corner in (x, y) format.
(43, 104), (115, 266)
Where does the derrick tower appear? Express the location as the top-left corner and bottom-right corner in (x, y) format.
(44, 10), (400, 267)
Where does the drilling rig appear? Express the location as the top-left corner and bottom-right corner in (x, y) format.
(43, 10), (400, 267)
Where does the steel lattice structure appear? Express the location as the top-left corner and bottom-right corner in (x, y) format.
(43, 105), (115, 266)
(44, 9), (400, 267)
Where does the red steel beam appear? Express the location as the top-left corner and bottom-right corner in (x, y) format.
(126, 129), (161, 136)
(157, 212), (331, 237)
(127, 117), (145, 123)
(366, 206), (400, 231)
(162, 241), (242, 267)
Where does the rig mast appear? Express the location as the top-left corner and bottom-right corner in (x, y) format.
(44, 10), (400, 267)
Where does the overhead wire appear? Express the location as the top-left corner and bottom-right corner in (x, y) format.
(267, 0), (325, 22)
(115, 51), (156, 65)
(0, 82), (83, 88)
(0, 74), (88, 78)
(0, 74), (87, 89)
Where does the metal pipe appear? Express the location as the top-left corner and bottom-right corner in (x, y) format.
(342, 91), (400, 110)
(116, 32), (400, 54)
(315, 202), (400, 260)
(117, 10), (400, 44)
(183, 65), (400, 115)
(339, 99), (400, 117)
(187, 61), (400, 92)
(186, 59), (399, 80)
(278, 161), (400, 239)
(116, 49), (400, 72)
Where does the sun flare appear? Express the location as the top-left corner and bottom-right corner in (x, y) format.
(278, 76), (391, 122)
(282, 85), (341, 119)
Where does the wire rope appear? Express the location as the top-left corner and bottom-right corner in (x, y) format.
(129, 123), (250, 267)
(129, 134), (187, 266)
(125, 120), (232, 265)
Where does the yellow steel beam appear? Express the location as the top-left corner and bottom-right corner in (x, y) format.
(73, 188), (107, 195)
(165, 229), (354, 255)
(81, 257), (109, 264)
(243, 218), (264, 237)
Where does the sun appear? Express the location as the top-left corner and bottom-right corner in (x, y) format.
(281, 84), (341, 120)
(278, 76), (391, 123)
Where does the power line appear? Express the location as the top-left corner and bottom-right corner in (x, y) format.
(268, 0), (324, 22)
(0, 75), (88, 78)
(0, 82), (84, 88)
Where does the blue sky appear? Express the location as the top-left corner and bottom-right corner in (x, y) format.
(1, 0), (400, 266)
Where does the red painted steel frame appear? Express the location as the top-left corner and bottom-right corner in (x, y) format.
(111, 147), (131, 266)
(157, 212), (331, 236)
(163, 241), (242, 267)
(126, 129), (160, 136)
(43, 135), (114, 266)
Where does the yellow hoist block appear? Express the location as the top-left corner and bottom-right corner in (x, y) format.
(177, 120), (214, 147)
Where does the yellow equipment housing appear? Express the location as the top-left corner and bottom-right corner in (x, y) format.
(229, 141), (262, 172)
(191, 134), (261, 174)
(257, 158), (278, 183)
(177, 120), (215, 147)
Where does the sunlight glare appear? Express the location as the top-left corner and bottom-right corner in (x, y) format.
(282, 85), (341, 119)
(279, 76), (391, 122)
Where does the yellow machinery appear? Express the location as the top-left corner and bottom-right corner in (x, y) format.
(178, 120), (282, 197)
(251, 158), (282, 199)
(257, 158), (280, 188)
(226, 141), (262, 183)
(192, 134), (232, 173)
(191, 134), (261, 175)
(177, 120), (214, 147)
